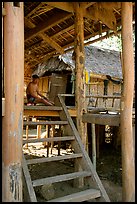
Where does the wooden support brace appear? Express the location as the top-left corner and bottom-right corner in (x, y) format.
(39, 33), (64, 54)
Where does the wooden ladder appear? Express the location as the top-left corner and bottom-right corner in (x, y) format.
(22, 95), (110, 202)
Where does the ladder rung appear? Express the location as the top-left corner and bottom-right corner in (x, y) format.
(47, 188), (101, 202)
(23, 136), (75, 144)
(23, 121), (68, 125)
(26, 153), (83, 165)
(32, 171), (92, 187)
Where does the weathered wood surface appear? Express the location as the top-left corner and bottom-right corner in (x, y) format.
(24, 105), (76, 117)
(23, 120), (68, 126)
(23, 135), (75, 144)
(73, 2), (88, 151)
(24, 105), (62, 110)
(121, 2), (135, 202)
(82, 113), (120, 126)
(32, 171), (92, 187)
(58, 95), (110, 201)
(92, 124), (96, 169)
(2, 2), (24, 202)
(22, 155), (37, 202)
(47, 188), (101, 202)
(26, 153), (83, 165)
(86, 95), (121, 98)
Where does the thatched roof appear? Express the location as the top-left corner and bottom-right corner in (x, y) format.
(33, 45), (122, 79)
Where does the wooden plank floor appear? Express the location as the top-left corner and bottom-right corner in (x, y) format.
(24, 105), (76, 117)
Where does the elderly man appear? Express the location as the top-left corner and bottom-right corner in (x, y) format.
(26, 74), (54, 106)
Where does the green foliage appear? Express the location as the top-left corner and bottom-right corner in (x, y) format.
(92, 31), (135, 53)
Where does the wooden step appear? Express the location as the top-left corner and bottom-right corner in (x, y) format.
(47, 188), (101, 202)
(26, 153), (83, 165)
(24, 105), (62, 111)
(23, 136), (75, 144)
(23, 121), (68, 126)
(32, 171), (92, 187)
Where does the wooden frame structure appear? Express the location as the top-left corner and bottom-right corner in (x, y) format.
(2, 2), (135, 202)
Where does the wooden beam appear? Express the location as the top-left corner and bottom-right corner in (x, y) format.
(28, 24), (117, 65)
(25, 3), (41, 17)
(121, 2), (135, 202)
(2, 2), (24, 202)
(39, 33), (64, 54)
(82, 113), (120, 126)
(25, 10), (72, 41)
(25, 24), (74, 55)
(80, 2), (96, 9)
(86, 95), (121, 99)
(46, 2), (74, 13)
(24, 18), (36, 28)
(24, 109), (76, 117)
(29, 4), (53, 18)
(85, 2), (117, 31)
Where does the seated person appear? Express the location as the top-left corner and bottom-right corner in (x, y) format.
(26, 74), (54, 106)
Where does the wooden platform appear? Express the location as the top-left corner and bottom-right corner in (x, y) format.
(82, 112), (120, 126)
(24, 105), (76, 117)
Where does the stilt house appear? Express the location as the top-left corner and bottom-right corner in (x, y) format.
(2, 2), (135, 202)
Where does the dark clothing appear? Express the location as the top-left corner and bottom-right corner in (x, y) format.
(27, 94), (36, 103)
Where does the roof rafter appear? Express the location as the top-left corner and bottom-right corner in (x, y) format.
(80, 2), (96, 9)
(25, 10), (72, 41)
(25, 24), (74, 53)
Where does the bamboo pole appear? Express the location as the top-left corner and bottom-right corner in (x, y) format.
(73, 2), (88, 151)
(2, 2), (24, 202)
(121, 2), (135, 202)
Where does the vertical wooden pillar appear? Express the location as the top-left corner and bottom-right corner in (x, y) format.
(2, 2), (24, 202)
(92, 124), (96, 169)
(37, 123), (41, 139)
(121, 2), (135, 202)
(73, 2), (88, 151)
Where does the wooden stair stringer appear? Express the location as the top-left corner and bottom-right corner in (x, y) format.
(22, 97), (110, 202)
(58, 94), (110, 202)
(22, 154), (37, 202)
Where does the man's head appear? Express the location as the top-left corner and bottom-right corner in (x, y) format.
(32, 74), (39, 84)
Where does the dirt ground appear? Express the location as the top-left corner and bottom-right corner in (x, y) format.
(23, 140), (122, 202)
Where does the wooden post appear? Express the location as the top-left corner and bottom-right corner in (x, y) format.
(2, 2), (24, 202)
(121, 2), (135, 202)
(73, 2), (87, 188)
(92, 124), (96, 169)
(25, 116), (29, 149)
(73, 2), (88, 151)
(50, 125), (55, 154)
(37, 122), (41, 139)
